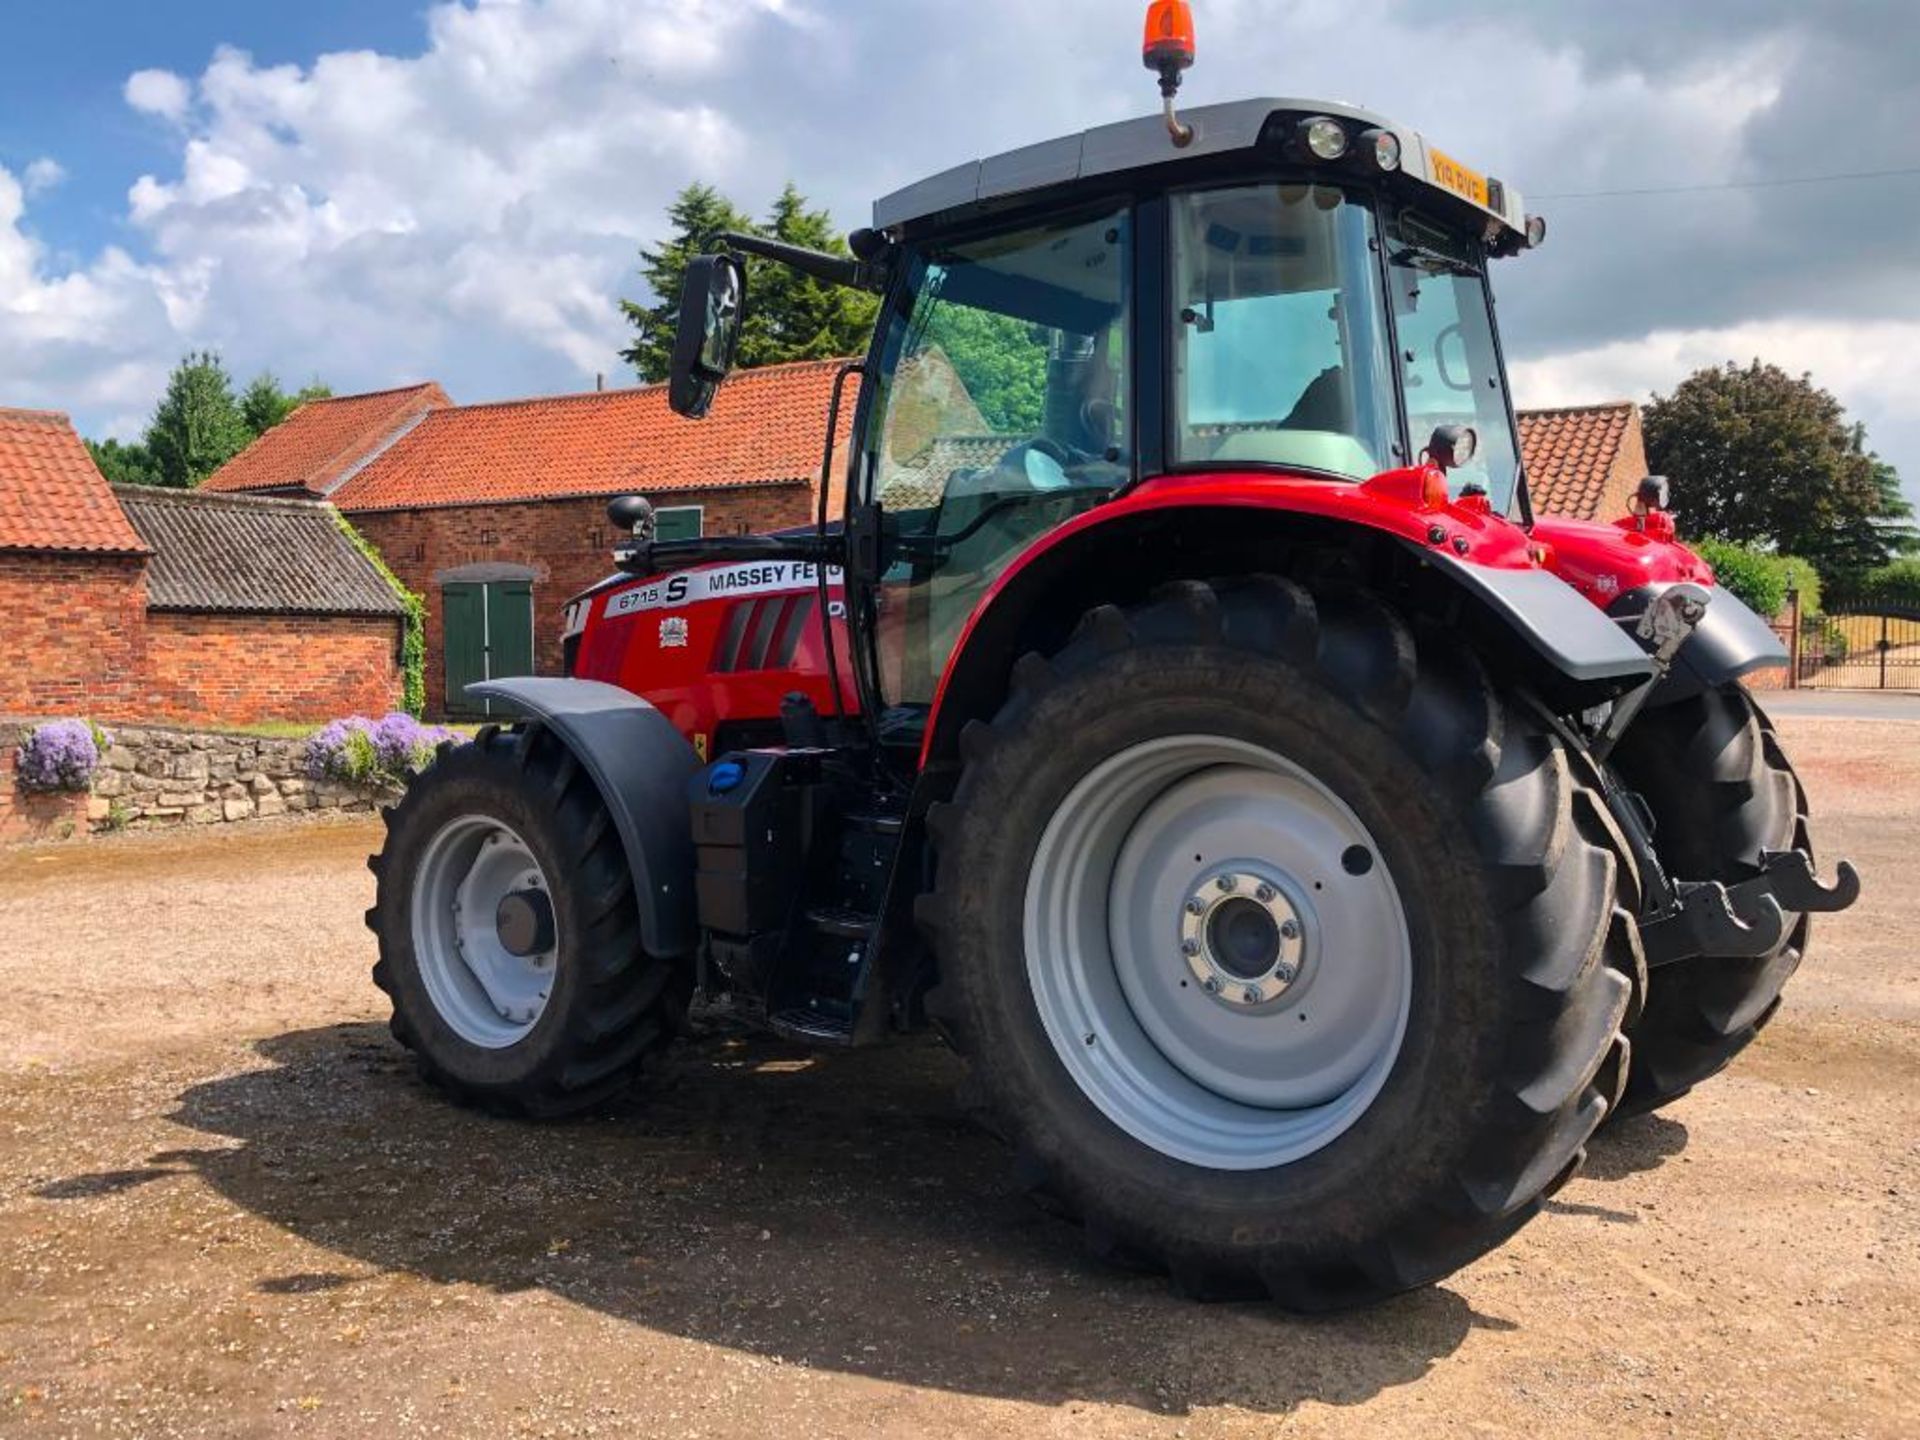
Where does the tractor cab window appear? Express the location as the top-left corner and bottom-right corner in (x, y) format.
(1171, 184), (1398, 480)
(865, 206), (1130, 704)
(1385, 209), (1521, 511)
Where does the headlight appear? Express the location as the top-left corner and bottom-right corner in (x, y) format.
(1298, 116), (1349, 161)
(1358, 127), (1401, 172)
(1526, 214), (1548, 248)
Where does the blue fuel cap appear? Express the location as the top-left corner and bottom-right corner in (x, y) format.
(708, 760), (745, 796)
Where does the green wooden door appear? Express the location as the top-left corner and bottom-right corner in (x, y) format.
(486, 581), (535, 683)
(443, 580), (535, 716)
(443, 583), (487, 717)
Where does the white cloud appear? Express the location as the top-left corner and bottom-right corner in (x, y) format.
(124, 68), (193, 123)
(21, 159), (65, 196)
(1511, 319), (1920, 506)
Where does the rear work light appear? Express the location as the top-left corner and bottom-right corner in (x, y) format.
(1299, 116), (1350, 161)
(1359, 127), (1401, 172)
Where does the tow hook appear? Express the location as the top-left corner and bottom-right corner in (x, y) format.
(1592, 582), (1712, 763)
(1639, 848), (1862, 969)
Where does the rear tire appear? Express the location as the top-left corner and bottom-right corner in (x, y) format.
(367, 725), (683, 1117)
(1607, 684), (1807, 1116)
(919, 578), (1636, 1309)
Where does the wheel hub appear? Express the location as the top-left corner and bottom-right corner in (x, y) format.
(1181, 871), (1306, 1006)
(410, 816), (559, 1048)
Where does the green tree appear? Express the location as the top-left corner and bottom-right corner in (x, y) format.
(619, 183), (756, 383)
(237, 372), (330, 438)
(923, 305), (1047, 432)
(146, 351), (251, 488)
(1644, 361), (1914, 585)
(740, 184), (878, 369)
(85, 437), (162, 488)
(619, 182), (877, 383)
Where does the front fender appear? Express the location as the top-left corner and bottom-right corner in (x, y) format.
(467, 677), (700, 958)
(1609, 584), (1789, 703)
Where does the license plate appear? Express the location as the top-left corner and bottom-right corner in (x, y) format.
(1428, 147), (1490, 208)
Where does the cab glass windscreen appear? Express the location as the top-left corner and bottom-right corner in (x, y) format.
(1170, 184), (1398, 480)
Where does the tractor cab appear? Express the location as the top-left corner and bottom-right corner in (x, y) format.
(649, 93), (1550, 759)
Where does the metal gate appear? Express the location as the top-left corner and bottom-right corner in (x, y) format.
(1797, 610), (1920, 691)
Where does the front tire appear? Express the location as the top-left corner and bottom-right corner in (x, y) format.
(367, 725), (683, 1117)
(1607, 684), (1808, 1116)
(920, 579), (1637, 1308)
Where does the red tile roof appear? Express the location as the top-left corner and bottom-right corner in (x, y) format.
(333, 360), (855, 513)
(1518, 402), (1646, 521)
(0, 408), (148, 555)
(203, 382), (452, 497)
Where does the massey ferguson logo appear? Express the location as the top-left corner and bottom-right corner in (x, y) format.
(659, 616), (689, 649)
(606, 560), (844, 618)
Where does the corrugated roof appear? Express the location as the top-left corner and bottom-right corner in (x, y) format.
(333, 360), (855, 513)
(202, 383), (452, 497)
(0, 407), (148, 555)
(112, 485), (407, 617)
(1518, 402), (1639, 520)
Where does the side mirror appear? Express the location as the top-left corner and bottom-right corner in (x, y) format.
(668, 253), (747, 420)
(1424, 423), (1479, 471)
(1634, 475), (1671, 514)
(607, 494), (655, 540)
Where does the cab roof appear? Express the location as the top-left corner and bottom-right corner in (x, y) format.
(872, 96), (1530, 245)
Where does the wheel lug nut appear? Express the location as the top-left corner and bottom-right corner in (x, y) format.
(1276, 962), (1298, 983)
(1202, 976), (1223, 994)
(1184, 898), (1205, 916)
(1216, 875), (1237, 892)
(1255, 884), (1275, 903)
(1279, 918), (1300, 940)
(1181, 938), (1201, 957)
(1243, 985), (1263, 1004)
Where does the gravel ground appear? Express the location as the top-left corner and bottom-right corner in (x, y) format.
(0, 714), (1914, 1439)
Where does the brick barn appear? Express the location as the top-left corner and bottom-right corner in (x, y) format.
(208, 360), (851, 718)
(0, 405), (406, 727)
(1516, 401), (1650, 520)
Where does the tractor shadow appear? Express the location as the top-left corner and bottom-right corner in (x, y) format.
(161, 1021), (1480, 1417)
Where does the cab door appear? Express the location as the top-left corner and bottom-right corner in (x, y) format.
(855, 204), (1134, 710)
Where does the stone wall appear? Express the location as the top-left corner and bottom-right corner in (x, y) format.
(87, 725), (393, 832)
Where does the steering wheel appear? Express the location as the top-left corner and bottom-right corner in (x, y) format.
(995, 436), (1075, 492)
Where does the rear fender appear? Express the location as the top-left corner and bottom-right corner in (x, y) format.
(467, 677), (700, 959)
(920, 486), (1655, 769)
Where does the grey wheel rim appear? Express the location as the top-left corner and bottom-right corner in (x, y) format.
(1023, 735), (1412, 1171)
(410, 815), (558, 1049)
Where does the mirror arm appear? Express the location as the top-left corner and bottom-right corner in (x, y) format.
(614, 533), (840, 579)
(712, 230), (891, 294)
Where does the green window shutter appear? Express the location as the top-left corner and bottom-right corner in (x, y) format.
(654, 506), (704, 541)
(442, 583), (487, 716)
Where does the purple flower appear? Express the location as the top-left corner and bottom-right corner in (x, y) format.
(306, 713), (458, 785)
(15, 719), (101, 793)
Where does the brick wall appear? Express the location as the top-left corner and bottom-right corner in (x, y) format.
(0, 554), (148, 719)
(350, 484), (813, 717)
(0, 551), (404, 728)
(137, 612), (404, 727)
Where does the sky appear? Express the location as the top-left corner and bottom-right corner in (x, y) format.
(0, 0), (1914, 507)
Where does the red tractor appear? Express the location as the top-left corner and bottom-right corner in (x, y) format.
(368, 8), (1857, 1309)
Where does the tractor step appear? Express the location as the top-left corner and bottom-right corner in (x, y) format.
(807, 905), (875, 940)
(768, 1004), (855, 1046)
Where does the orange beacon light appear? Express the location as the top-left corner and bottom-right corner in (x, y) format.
(1143, 0), (1197, 85)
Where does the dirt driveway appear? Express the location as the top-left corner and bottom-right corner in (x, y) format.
(1, 714), (1915, 1439)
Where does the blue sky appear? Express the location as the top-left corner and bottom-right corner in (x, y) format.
(0, 0), (1914, 509)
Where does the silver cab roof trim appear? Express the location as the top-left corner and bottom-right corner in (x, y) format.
(872, 96), (1527, 237)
